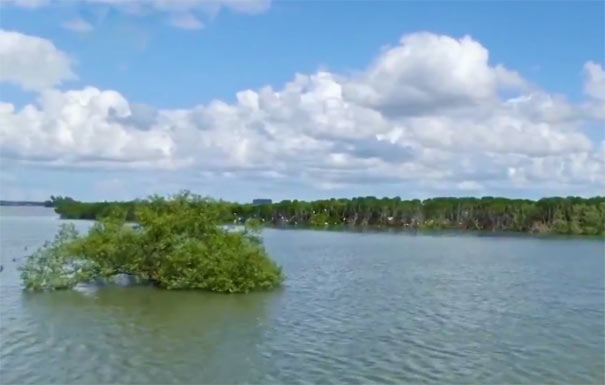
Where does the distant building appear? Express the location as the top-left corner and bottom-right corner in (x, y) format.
(252, 199), (272, 205)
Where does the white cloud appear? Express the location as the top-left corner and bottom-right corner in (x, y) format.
(0, 88), (181, 169)
(582, 61), (605, 121)
(0, 30), (75, 91)
(584, 61), (605, 101)
(0, 31), (602, 196)
(400, 112), (591, 157)
(343, 33), (526, 116)
(62, 17), (94, 32)
(507, 146), (605, 188)
(168, 13), (205, 30)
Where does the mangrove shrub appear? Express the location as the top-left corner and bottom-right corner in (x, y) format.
(21, 193), (283, 293)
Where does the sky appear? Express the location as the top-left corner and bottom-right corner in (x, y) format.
(0, 0), (604, 202)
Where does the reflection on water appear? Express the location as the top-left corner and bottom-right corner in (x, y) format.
(1, 208), (604, 384)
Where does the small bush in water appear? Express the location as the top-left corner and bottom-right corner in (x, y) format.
(21, 193), (283, 293)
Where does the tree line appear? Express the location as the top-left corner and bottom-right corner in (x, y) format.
(51, 195), (605, 236)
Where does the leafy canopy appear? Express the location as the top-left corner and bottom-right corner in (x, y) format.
(21, 193), (283, 293)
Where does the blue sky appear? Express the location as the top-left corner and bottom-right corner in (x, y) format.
(0, 0), (604, 202)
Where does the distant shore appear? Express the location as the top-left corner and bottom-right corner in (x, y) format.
(47, 195), (605, 237)
(0, 200), (52, 207)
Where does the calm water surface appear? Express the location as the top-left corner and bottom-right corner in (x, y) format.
(1, 207), (604, 384)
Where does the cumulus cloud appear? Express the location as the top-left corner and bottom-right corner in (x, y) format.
(507, 145), (605, 187)
(0, 88), (180, 168)
(0, 31), (603, 195)
(0, 30), (75, 91)
(342, 33), (526, 116)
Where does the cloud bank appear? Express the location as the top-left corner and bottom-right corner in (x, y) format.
(1, 29), (603, 197)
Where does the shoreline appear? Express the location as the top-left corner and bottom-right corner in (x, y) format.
(259, 223), (605, 240)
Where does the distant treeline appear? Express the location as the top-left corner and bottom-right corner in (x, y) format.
(51, 195), (605, 236)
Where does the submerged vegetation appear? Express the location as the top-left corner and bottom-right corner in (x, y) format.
(21, 193), (283, 292)
(52, 195), (605, 236)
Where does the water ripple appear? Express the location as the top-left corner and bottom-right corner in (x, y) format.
(1, 223), (604, 384)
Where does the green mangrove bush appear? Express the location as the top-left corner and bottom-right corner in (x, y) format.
(21, 193), (283, 293)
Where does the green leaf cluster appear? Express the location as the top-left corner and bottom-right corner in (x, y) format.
(21, 193), (283, 293)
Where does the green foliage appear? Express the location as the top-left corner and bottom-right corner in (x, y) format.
(53, 194), (605, 236)
(309, 212), (329, 227)
(22, 193), (283, 293)
(20, 224), (94, 291)
(228, 195), (604, 236)
(244, 217), (263, 232)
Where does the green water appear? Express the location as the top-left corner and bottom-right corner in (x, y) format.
(1, 207), (603, 384)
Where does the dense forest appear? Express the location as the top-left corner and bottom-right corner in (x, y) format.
(50, 195), (605, 236)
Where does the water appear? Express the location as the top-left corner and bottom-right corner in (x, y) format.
(1, 207), (604, 384)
